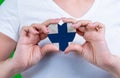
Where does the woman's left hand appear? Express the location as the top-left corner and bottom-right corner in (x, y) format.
(63, 19), (117, 74)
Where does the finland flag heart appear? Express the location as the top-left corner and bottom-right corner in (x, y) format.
(48, 21), (76, 51)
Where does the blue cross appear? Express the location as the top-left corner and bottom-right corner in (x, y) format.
(48, 23), (76, 51)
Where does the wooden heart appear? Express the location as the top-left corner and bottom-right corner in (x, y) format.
(48, 23), (76, 51)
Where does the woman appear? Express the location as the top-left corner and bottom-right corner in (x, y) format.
(0, 0), (120, 78)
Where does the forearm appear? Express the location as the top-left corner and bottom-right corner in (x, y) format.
(0, 32), (17, 61)
(109, 55), (120, 78)
(91, 41), (120, 78)
(0, 58), (19, 78)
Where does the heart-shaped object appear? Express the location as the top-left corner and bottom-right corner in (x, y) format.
(48, 22), (76, 51)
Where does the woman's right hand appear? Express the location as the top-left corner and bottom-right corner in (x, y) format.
(12, 19), (60, 72)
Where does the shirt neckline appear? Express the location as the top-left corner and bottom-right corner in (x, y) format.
(48, 0), (100, 20)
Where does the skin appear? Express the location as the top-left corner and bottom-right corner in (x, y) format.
(63, 18), (120, 78)
(0, 0), (96, 77)
(0, 19), (60, 78)
(0, 33), (16, 61)
(0, 0), (120, 77)
(1, 0), (94, 62)
(54, 0), (95, 18)
(0, 0), (95, 63)
(0, 18), (120, 78)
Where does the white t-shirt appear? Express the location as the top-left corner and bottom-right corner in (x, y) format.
(0, 0), (120, 78)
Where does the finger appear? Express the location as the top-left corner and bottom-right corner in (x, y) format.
(72, 20), (92, 36)
(31, 23), (50, 41)
(76, 29), (85, 36)
(39, 32), (48, 40)
(62, 18), (77, 24)
(42, 26), (49, 34)
(41, 44), (60, 56)
(64, 43), (83, 55)
(42, 19), (60, 27)
(32, 23), (49, 34)
(29, 26), (39, 35)
(72, 21), (85, 36)
(93, 22), (105, 31)
(86, 22), (105, 32)
(77, 26), (86, 32)
(86, 23), (96, 31)
(20, 26), (30, 37)
(41, 19), (61, 34)
(72, 20), (92, 29)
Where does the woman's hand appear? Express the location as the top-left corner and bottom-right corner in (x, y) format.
(12, 19), (60, 72)
(64, 19), (118, 74)
(0, 19), (61, 78)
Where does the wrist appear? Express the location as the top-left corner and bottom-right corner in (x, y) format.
(93, 42), (120, 78)
(0, 58), (20, 78)
(6, 59), (21, 75)
(108, 55), (120, 78)
(9, 58), (22, 73)
(91, 40), (110, 54)
(90, 41), (117, 72)
(11, 58), (26, 73)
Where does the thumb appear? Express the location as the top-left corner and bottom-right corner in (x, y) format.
(41, 44), (60, 56)
(64, 43), (83, 55)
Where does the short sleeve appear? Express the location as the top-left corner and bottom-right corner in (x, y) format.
(0, 0), (20, 42)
